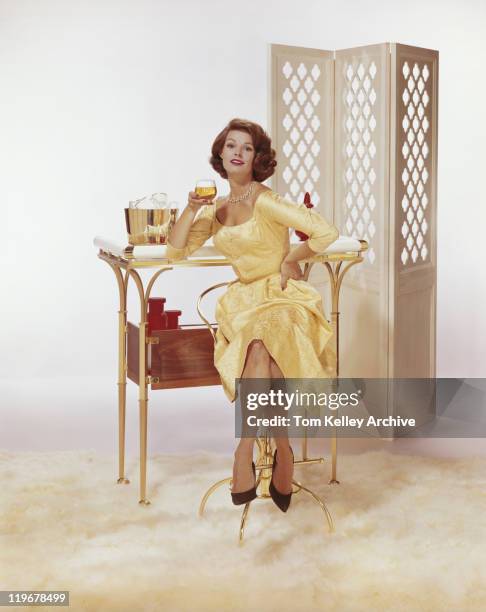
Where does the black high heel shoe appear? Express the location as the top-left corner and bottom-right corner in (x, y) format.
(231, 461), (257, 506)
(269, 447), (294, 513)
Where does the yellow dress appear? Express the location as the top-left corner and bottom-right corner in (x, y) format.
(166, 188), (340, 403)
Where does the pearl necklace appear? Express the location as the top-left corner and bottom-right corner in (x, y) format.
(227, 181), (255, 204)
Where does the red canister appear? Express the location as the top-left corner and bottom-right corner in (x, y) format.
(148, 297), (168, 332)
(165, 309), (182, 329)
(148, 297), (166, 312)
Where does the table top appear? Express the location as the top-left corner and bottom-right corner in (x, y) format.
(94, 234), (368, 269)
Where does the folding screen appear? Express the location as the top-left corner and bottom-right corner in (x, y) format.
(270, 42), (439, 384)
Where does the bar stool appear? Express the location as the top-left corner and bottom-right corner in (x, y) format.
(196, 282), (335, 544)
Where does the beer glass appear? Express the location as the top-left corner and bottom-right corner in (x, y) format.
(195, 179), (217, 203)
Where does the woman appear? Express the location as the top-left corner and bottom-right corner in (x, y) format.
(167, 118), (339, 513)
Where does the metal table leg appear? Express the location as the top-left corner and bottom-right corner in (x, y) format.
(103, 262), (130, 486)
(304, 252), (365, 485)
(127, 267), (173, 505)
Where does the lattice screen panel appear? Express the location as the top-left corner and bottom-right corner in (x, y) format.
(396, 55), (435, 268)
(335, 44), (390, 278)
(341, 60), (378, 264)
(270, 45), (333, 218)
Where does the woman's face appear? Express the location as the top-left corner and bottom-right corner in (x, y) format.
(220, 130), (256, 179)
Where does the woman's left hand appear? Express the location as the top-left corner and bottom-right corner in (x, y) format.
(280, 259), (304, 290)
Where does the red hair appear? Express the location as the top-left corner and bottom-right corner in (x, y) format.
(209, 118), (277, 182)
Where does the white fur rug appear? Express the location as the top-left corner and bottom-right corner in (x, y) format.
(2, 449), (486, 612)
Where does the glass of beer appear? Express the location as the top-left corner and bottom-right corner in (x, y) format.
(195, 179), (217, 203)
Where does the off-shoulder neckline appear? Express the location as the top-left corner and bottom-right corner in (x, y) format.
(214, 188), (273, 228)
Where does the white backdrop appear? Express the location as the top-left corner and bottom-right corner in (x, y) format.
(1, 0), (485, 392)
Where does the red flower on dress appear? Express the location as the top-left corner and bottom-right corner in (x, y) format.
(295, 192), (314, 241)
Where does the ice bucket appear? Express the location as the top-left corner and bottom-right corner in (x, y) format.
(124, 208), (179, 245)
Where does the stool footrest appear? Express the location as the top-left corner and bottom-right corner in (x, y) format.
(255, 457), (324, 470)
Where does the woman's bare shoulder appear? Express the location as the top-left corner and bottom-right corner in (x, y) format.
(256, 185), (272, 195)
(254, 185), (274, 202)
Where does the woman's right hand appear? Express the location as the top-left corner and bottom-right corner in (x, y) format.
(187, 191), (211, 213)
